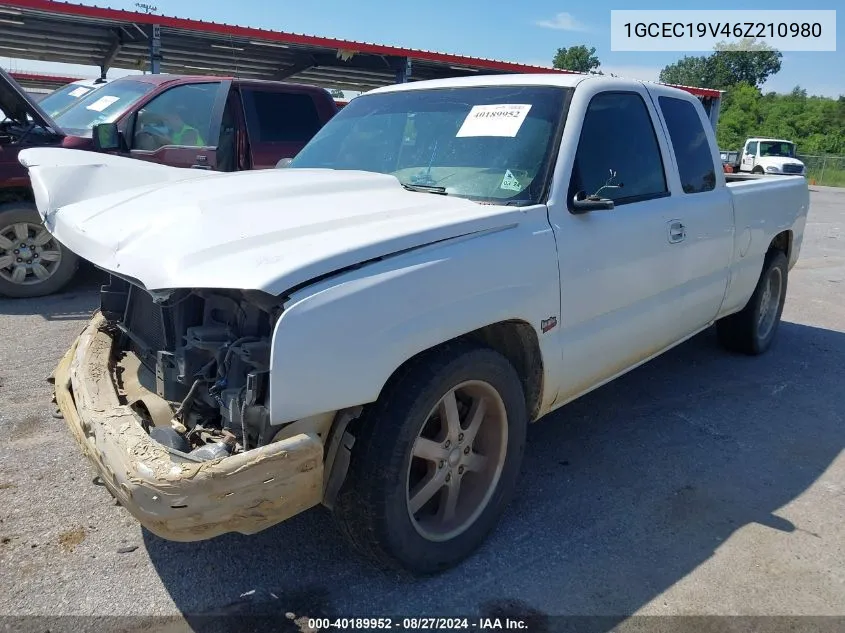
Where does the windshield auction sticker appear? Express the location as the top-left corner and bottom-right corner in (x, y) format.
(85, 95), (120, 112)
(456, 104), (532, 138)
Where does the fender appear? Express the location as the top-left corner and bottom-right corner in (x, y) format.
(266, 206), (564, 425)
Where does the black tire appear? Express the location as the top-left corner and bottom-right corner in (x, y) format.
(716, 249), (788, 355)
(0, 202), (79, 298)
(752, 166), (765, 175)
(334, 341), (528, 574)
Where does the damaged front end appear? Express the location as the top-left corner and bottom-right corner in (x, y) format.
(54, 277), (325, 541)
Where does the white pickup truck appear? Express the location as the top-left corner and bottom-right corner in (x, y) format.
(20, 74), (809, 574)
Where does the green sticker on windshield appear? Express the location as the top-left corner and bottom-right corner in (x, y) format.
(500, 169), (522, 192)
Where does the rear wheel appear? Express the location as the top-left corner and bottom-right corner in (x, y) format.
(716, 250), (788, 355)
(0, 203), (78, 298)
(334, 342), (528, 574)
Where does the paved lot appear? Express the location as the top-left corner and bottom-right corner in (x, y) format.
(0, 187), (843, 629)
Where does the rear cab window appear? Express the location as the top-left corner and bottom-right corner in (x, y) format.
(241, 89), (323, 144)
(658, 96), (717, 194)
(568, 91), (668, 208)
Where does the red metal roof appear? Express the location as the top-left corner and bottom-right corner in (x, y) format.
(8, 69), (83, 91)
(9, 70), (80, 84)
(0, 0), (722, 99)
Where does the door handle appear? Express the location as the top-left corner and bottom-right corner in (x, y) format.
(667, 220), (686, 244)
(192, 154), (212, 169)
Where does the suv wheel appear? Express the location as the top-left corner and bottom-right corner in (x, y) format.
(0, 203), (78, 298)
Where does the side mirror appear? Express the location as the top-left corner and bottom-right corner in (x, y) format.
(275, 157), (293, 169)
(93, 122), (122, 152)
(571, 191), (614, 214)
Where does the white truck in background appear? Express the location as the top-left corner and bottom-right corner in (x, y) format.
(20, 73), (808, 574)
(739, 137), (806, 176)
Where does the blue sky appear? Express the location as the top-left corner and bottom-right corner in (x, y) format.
(2, 0), (842, 97)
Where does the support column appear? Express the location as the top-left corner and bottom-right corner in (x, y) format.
(149, 24), (162, 74)
(395, 57), (412, 83)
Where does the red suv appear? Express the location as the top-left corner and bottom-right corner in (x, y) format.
(0, 69), (338, 297)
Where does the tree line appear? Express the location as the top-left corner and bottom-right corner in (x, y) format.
(552, 42), (845, 155)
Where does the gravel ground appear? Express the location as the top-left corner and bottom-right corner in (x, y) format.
(0, 187), (843, 630)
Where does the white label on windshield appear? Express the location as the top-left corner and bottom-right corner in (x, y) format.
(456, 104), (532, 138)
(86, 95), (120, 112)
(69, 87), (91, 98)
(500, 169), (522, 192)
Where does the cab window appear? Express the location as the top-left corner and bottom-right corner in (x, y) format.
(241, 89), (322, 143)
(132, 83), (219, 150)
(569, 91), (668, 207)
(658, 96), (717, 194)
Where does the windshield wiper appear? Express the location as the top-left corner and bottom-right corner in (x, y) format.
(401, 183), (448, 195)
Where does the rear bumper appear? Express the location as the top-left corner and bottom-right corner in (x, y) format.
(54, 312), (324, 542)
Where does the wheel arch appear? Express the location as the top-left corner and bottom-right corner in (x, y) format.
(379, 319), (545, 423)
(768, 229), (792, 261)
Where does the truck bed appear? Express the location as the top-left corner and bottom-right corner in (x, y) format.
(721, 173), (809, 316)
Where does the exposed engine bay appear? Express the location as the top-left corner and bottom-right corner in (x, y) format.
(100, 276), (282, 462)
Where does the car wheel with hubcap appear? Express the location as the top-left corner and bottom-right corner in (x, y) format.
(716, 249), (788, 355)
(334, 341), (527, 574)
(0, 203), (78, 298)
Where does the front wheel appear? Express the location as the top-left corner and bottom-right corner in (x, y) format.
(716, 250), (788, 355)
(334, 342), (528, 574)
(0, 203), (78, 298)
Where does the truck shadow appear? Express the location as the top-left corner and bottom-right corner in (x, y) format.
(0, 262), (101, 319)
(143, 321), (845, 632)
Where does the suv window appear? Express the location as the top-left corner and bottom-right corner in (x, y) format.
(658, 96), (717, 194)
(132, 82), (219, 150)
(569, 92), (667, 207)
(241, 89), (322, 143)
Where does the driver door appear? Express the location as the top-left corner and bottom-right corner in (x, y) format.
(742, 141), (757, 171)
(125, 81), (229, 170)
(548, 87), (694, 406)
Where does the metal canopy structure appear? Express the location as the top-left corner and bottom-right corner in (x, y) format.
(0, 0), (581, 92)
(0, 0), (722, 100)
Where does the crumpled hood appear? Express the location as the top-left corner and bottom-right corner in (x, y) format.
(19, 148), (521, 295)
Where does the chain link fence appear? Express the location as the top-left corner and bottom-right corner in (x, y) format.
(797, 154), (845, 187)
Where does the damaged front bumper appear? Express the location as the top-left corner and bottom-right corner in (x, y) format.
(54, 312), (324, 542)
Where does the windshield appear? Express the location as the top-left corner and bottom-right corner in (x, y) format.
(759, 141), (796, 158)
(290, 85), (571, 205)
(53, 79), (155, 136)
(38, 82), (104, 119)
